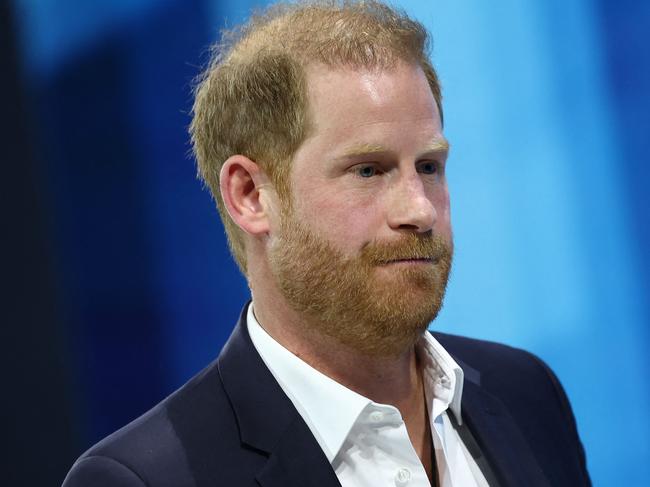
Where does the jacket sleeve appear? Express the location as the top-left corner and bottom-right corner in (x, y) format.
(62, 455), (147, 487)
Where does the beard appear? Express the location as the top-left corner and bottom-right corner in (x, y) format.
(268, 209), (453, 358)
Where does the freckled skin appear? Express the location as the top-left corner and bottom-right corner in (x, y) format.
(253, 60), (452, 361)
(257, 60), (453, 357)
(283, 62), (451, 255)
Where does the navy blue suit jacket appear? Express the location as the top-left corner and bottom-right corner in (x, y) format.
(62, 304), (591, 486)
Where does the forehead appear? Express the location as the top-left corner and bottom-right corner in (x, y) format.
(305, 62), (440, 119)
(301, 62), (443, 150)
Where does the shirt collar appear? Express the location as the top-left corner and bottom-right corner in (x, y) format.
(419, 331), (464, 425)
(247, 302), (465, 462)
(247, 304), (370, 462)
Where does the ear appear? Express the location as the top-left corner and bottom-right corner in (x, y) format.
(219, 155), (274, 236)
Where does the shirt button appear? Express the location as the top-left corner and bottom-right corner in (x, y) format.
(369, 411), (383, 423)
(395, 468), (411, 485)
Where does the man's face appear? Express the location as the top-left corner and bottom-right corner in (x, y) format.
(268, 62), (452, 357)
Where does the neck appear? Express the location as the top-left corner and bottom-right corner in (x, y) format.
(250, 282), (425, 413)
(250, 275), (433, 481)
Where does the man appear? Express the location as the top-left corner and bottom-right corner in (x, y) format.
(63, 1), (591, 486)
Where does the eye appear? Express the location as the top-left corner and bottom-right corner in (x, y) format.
(417, 161), (438, 175)
(355, 165), (380, 178)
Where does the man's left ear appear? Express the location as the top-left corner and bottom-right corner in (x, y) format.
(219, 155), (275, 236)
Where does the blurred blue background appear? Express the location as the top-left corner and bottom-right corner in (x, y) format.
(3, 0), (648, 485)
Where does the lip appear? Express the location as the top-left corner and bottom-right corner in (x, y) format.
(381, 258), (435, 266)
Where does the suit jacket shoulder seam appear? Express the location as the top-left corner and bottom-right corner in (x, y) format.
(79, 454), (150, 486)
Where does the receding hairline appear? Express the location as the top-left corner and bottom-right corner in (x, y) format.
(190, 0), (445, 274)
(220, 1), (431, 63)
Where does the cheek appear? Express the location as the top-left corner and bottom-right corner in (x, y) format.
(433, 186), (452, 229)
(298, 187), (382, 247)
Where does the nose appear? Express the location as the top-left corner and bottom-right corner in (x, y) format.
(386, 171), (436, 233)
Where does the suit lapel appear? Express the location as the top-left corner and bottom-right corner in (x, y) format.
(460, 374), (551, 487)
(220, 306), (552, 487)
(256, 417), (342, 487)
(218, 303), (341, 487)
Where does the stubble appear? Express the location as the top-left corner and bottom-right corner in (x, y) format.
(268, 211), (453, 357)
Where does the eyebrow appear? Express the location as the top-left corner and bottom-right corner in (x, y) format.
(422, 138), (450, 153)
(338, 138), (450, 159)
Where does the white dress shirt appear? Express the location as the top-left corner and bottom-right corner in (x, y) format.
(247, 303), (489, 487)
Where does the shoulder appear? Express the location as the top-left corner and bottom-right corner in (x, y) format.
(432, 330), (539, 364)
(63, 357), (259, 487)
(432, 331), (591, 485)
(432, 332), (579, 427)
(432, 331), (575, 416)
(432, 331), (561, 388)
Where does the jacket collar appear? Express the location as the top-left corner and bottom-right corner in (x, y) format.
(218, 304), (549, 487)
(217, 303), (341, 487)
(450, 353), (551, 487)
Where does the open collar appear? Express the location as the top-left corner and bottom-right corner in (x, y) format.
(247, 303), (370, 463)
(217, 303), (550, 487)
(440, 341), (551, 487)
(248, 303), (470, 463)
(217, 303), (342, 487)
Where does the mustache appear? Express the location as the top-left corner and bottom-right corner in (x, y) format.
(360, 233), (452, 265)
